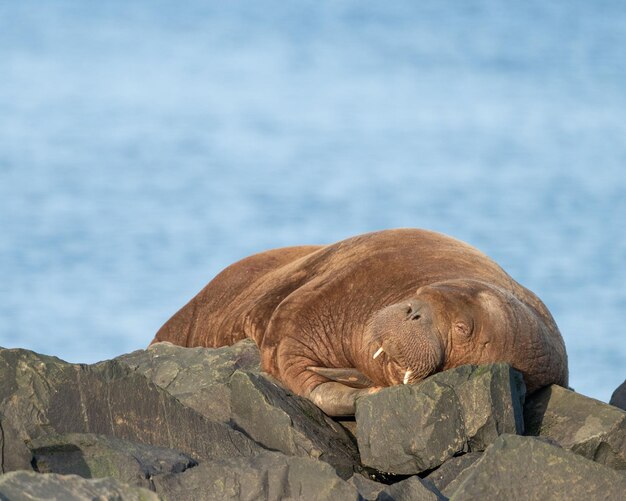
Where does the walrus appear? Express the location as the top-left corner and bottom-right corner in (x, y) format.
(152, 229), (568, 416)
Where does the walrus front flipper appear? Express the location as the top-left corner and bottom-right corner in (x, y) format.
(309, 382), (380, 416)
(307, 367), (374, 389)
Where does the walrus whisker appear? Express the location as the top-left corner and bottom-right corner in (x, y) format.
(373, 346), (384, 359)
(403, 369), (412, 384)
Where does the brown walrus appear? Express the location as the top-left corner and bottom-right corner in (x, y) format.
(151, 229), (568, 416)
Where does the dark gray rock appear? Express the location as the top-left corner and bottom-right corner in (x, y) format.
(444, 434), (626, 500)
(0, 347), (263, 467)
(524, 384), (626, 470)
(116, 339), (260, 423)
(356, 363), (524, 475)
(30, 433), (196, 489)
(347, 474), (385, 500)
(448, 364), (525, 449)
(229, 369), (362, 479)
(0, 349), (69, 444)
(348, 474), (444, 501)
(440, 458), (480, 498)
(152, 450), (360, 501)
(382, 476), (445, 501)
(116, 341), (363, 477)
(0, 470), (158, 501)
(423, 452), (483, 493)
(610, 379), (626, 411)
(357, 376), (465, 475)
(0, 411), (33, 473)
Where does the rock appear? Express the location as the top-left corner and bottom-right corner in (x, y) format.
(443, 434), (626, 500)
(0, 411), (33, 473)
(440, 457), (478, 498)
(30, 433), (197, 489)
(347, 475), (384, 500)
(116, 339), (260, 423)
(383, 476), (446, 501)
(152, 450), (360, 501)
(16, 341), (626, 499)
(229, 370), (362, 479)
(423, 452), (483, 493)
(348, 474), (444, 501)
(357, 376), (465, 475)
(116, 342), (362, 477)
(609, 379), (626, 411)
(524, 384), (626, 470)
(0, 347), (263, 467)
(450, 364), (525, 450)
(0, 349), (69, 445)
(0, 470), (158, 501)
(356, 364), (524, 475)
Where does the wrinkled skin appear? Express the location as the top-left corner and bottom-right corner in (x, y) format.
(151, 229), (568, 416)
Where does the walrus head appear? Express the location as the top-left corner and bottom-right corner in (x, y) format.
(307, 278), (567, 416)
(360, 278), (564, 390)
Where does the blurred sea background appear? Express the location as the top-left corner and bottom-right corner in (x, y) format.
(1, 1), (625, 402)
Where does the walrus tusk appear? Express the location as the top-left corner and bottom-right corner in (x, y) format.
(373, 347), (384, 359)
(307, 366), (375, 389)
(403, 369), (413, 384)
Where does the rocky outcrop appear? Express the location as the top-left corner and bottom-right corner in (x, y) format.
(30, 433), (196, 490)
(349, 474), (444, 501)
(0, 411), (33, 473)
(152, 451), (360, 501)
(1, 341), (624, 500)
(442, 434), (626, 499)
(229, 370), (361, 479)
(524, 384), (626, 470)
(119, 342), (363, 478)
(0, 347), (262, 467)
(423, 452), (483, 493)
(355, 363), (525, 474)
(0, 470), (158, 500)
(116, 340), (260, 423)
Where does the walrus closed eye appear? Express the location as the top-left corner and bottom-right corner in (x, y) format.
(151, 229), (568, 416)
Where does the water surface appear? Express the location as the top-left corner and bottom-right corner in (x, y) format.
(1, 1), (625, 401)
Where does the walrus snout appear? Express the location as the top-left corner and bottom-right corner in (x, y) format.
(363, 300), (445, 386)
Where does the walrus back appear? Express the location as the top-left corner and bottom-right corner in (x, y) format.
(151, 245), (321, 347)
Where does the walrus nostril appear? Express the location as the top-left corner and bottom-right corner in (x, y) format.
(406, 305), (421, 320)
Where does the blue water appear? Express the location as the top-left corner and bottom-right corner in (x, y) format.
(1, 1), (625, 402)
